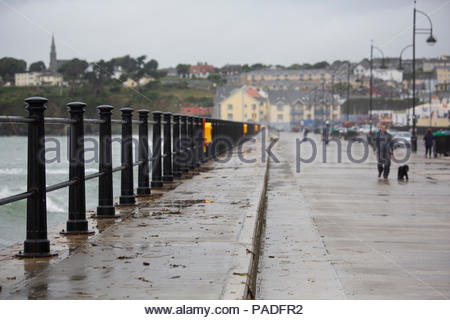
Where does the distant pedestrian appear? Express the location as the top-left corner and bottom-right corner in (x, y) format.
(423, 128), (434, 159)
(373, 124), (393, 179)
(322, 123), (329, 145)
(302, 126), (309, 141)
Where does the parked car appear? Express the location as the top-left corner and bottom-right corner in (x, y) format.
(391, 131), (411, 149)
(343, 126), (358, 140)
(359, 125), (376, 135)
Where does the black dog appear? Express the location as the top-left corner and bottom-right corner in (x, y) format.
(397, 165), (409, 180)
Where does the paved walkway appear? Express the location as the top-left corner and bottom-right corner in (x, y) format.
(257, 132), (450, 299)
(0, 135), (267, 299)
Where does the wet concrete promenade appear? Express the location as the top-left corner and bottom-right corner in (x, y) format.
(257, 132), (450, 299)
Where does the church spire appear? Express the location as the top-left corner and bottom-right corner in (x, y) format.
(49, 33), (57, 73)
(51, 33), (55, 50)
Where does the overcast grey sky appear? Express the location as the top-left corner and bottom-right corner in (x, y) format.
(1, 0), (449, 68)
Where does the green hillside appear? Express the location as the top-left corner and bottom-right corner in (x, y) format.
(0, 83), (215, 135)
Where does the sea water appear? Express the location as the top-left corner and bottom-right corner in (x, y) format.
(0, 135), (142, 248)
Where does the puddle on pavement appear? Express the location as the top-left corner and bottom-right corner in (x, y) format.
(175, 191), (196, 195)
(151, 199), (213, 208)
(424, 161), (450, 166)
(28, 282), (49, 299)
(135, 199), (214, 218)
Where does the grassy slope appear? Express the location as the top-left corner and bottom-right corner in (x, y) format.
(0, 83), (215, 134)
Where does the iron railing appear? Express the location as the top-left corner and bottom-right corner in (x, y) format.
(0, 96), (260, 257)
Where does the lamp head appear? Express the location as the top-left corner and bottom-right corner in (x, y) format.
(426, 34), (437, 46)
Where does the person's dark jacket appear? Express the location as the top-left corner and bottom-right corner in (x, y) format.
(423, 133), (434, 147)
(375, 131), (393, 162)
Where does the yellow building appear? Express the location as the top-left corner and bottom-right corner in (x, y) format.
(123, 76), (155, 88)
(268, 90), (340, 130)
(215, 86), (268, 122)
(123, 78), (138, 88)
(267, 92), (293, 130)
(436, 67), (450, 91)
(269, 102), (291, 129)
(215, 85), (341, 130)
(15, 72), (41, 86)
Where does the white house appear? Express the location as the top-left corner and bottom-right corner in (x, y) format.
(354, 59), (403, 83)
(112, 66), (123, 80)
(407, 103), (449, 119)
(368, 68), (403, 82)
(392, 110), (408, 126)
(353, 64), (368, 77)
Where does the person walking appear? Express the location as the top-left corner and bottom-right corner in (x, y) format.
(322, 122), (329, 145)
(373, 124), (393, 179)
(423, 128), (434, 159)
(302, 126), (309, 141)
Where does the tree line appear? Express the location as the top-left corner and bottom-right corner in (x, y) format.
(0, 55), (163, 83)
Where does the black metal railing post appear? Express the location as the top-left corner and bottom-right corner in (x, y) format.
(162, 112), (174, 182)
(237, 122), (240, 141)
(231, 121), (234, 140)
(201, 118), (208, 163)
(172, 114), (182, 178)
(188, 116), (196, 170)
(231, 121), (234, 137)
(151, 111), (163, 188)
(96, 105), (117, 217)
(137, 109), (151, 196)
(18, 97), (55, 257)
(192, 117), (199, 168)
(211, 119), (216, 159)
(180, 115), (189, 173)
(119, 108), (136, 205)
(195, 117), (203, 166)
(224, 121), (230, 152)
(62, 101), (93, 234)
(208, 118), (213, 162)
(230, 121), (235, 145)
(209, 118), (215, 160)
(220, 120), (225, 154)
(218, 120), (223, 155)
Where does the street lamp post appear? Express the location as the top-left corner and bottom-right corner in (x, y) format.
(398, 43), (413, 130)
(321, 79), (325, 124)
(331, 74), (334, 124)
(313, 87), (317, 131)
(332, 62), (352, 122)
(398, 44), (413, 71)
(346, 64), (351, 122)
(369, 40), (385, 135)
(429, 76), (433, 128)
(411, 0), (437, 152)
